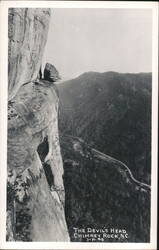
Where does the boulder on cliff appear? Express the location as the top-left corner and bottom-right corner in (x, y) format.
(44, 62), (61, 82)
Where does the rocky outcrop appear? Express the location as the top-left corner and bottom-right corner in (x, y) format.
(7, 8), (69, 241)
(44, 63), (61, 82)
(8, 8), (51, 100)
(61, 135), (150, 242)
(7, 81), (69, 241)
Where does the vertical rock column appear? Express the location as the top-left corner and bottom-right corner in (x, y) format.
(8, 8), (51, 100)
(7, 8), (70, 241)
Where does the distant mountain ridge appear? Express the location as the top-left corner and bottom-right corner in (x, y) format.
(58, 71), (152, 184)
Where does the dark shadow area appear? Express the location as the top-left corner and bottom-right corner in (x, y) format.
(37, 137), (54, 188)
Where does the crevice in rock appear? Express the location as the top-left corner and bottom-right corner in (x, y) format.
(37, 136), (54, 188)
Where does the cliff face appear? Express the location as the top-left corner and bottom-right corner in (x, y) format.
(7, 8), (69, 241)
(8, 8), (51, 100)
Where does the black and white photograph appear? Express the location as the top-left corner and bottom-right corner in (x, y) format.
(0, 1), (158, 249)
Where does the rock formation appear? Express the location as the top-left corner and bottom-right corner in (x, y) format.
(44, 63), (61, 82)
(8, 8), (51, 100)
(7, 8), (69, 241)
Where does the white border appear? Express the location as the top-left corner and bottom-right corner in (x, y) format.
(0, 1), (158, 250)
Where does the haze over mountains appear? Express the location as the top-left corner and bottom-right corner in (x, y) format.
(58, 71), (152, 185)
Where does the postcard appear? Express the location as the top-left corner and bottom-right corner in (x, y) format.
(0, 1), (158, 249)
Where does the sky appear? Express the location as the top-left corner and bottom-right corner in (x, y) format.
(43, 8), (152, 80)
